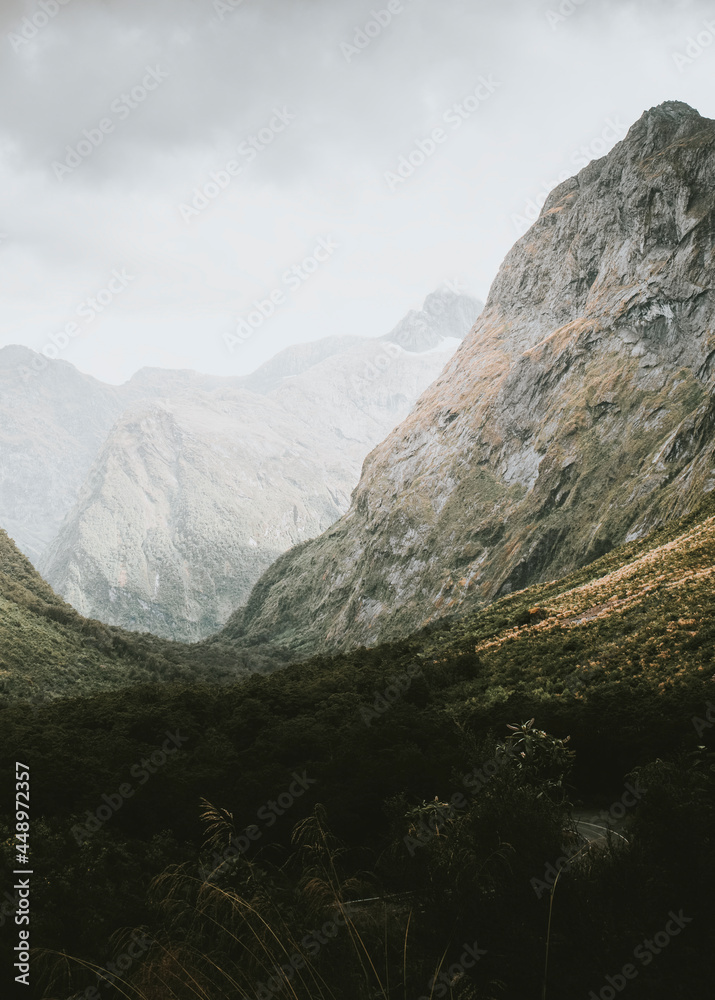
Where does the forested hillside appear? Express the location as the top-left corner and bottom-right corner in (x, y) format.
(0, 528), (286, 701)
(1, 495), (713, 998)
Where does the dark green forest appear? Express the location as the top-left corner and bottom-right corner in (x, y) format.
(1, 497), (715, 998)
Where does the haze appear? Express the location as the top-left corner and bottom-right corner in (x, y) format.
(0, 0), (712, 382)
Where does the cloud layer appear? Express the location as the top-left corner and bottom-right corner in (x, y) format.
(0, 0), (712, 381)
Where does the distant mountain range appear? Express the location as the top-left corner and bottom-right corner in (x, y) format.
(3, 451), (714, 706)
(2, 99), (712, 1000)
(3, 101), (713, 673)
(223, 101), (715, 656)
(0, 287), (482, 640)
(0, 522), (273, 701)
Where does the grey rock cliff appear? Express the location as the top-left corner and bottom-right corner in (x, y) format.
(0, 347), (125, 563)
(29, 288), (481, 640)
(224, 102), (715, 655)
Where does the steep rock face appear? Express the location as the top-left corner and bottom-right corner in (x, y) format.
(227, 102), (715, 655)
(0, 349), (229, 564)
(381, 286), (485, 352)
(38, 289), (482, 640)
(0, 347), (125, 563)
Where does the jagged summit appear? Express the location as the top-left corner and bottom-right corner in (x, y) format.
(382, 287), (483, 353)
(639, 99), (700, 122)
(534, 101), (709, 225)
(491, 101), (715, 327)
(10, 289), (477, 641)
(621, 100), (707, 154)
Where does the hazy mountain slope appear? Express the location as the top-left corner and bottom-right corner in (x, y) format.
(39, 387), (346, 641)
(0, 350), (237, 565)
(240, 335), (367, 394)
(0, 526), (256, 702)
(3, 483), (715, 706)
(0, 346), (125, 563)
(39, 289), (483, 640)
(380, 287), (486, 352)
(1, 290), (474, 575)
(227, 101), (715, 656)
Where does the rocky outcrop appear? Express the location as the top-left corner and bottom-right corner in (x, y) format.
(33, 288), (482, 640)
(225, 102), (715, 655)
(0, 347), (125, 564)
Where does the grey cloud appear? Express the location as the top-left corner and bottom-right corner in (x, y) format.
(0, 0), (712, 380)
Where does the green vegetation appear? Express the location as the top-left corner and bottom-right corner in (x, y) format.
(1, 497), (714, 997)
(0, 529), (291, 700)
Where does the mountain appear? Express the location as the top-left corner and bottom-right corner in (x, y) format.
(0, 347), (225, 565)
(33, 287), (482, 640)
(0, 524), (264, 702)
(0, 346), (125, 564)
(224, 101), (715, 656)
(4, 491), (714, 997)
(379, 287), (485, 352)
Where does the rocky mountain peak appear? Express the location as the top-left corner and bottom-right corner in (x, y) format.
(630, 99), (702, 131)
(0, 344), (35, 367)
(227, 102), (715, 656)
(486, 100), (714, 344)
(382, 287), (483, 353)
(11, 288), (476, 641)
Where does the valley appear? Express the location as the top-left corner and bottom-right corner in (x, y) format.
(1, 99), (713, 1000)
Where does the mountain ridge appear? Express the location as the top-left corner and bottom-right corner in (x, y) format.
(3, 470), (715, 702)
(224, 101), (715, 656)
(0, 524), (280, 701)
(23, 287), (482, 640)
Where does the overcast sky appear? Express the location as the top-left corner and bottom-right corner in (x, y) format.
(0, 0), (712, 383)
